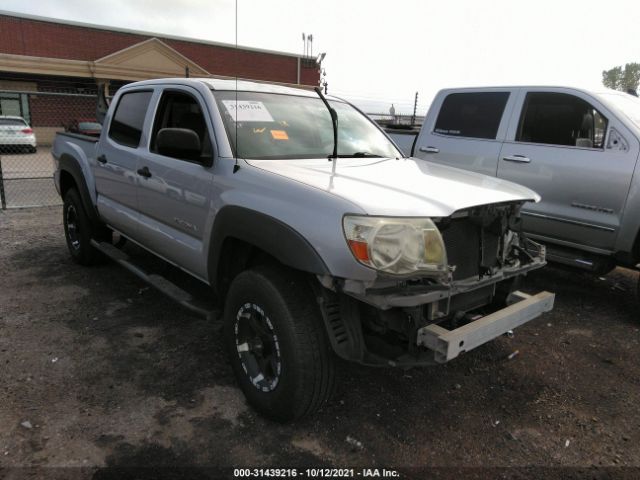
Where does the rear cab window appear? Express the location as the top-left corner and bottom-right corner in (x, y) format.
(384, 129), (418, 157)
(517, 92), (608, 149)
(108, 90), (153, 148)
(434, 92), (510, 140)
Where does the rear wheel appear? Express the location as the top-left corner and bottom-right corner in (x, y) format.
(223, 265), (335, 421)
(63, 188), (102, 265)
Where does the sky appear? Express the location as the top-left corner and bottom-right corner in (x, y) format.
(2, 0), (640, 114)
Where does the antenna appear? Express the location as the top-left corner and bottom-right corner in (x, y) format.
(233, 0), (239, 173)
(411, 91), (418, 126)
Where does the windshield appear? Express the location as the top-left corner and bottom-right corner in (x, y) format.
(213, 91), (401, 159)
(599, 92), (640, 130)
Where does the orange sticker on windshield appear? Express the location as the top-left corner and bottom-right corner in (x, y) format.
(271, 130), (289, 140)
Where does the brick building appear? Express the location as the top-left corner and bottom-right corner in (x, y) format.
(0, 11), (321, 142)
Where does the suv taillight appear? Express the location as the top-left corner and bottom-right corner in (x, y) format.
(21, 128), (33, 134)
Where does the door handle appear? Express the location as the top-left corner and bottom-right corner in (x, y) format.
(97, 154), (107, 164)
(418, 146), (440, 154)
(137, 166), (152, 178)
(502, 155), (531, 163)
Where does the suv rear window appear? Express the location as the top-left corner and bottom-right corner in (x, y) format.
(434, 92), (509, 140)
(108, 91), (152, 148)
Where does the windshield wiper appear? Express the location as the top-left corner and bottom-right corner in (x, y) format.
(314, 87), (338, 161)
(337, 152), (382, 158)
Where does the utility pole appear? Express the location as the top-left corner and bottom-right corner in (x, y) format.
(411, 91), (418, 126)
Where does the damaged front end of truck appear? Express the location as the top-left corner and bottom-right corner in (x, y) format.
(316, 201), (554, 367)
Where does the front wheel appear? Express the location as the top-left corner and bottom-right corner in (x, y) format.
(223, 265), (335, 421)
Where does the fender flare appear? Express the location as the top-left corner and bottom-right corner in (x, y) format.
(207, 206), (330, 287)
(58, 153), (101, 225)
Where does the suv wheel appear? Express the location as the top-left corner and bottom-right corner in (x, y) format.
(63, 188), (102, 265)
(223, 265), (335, 421)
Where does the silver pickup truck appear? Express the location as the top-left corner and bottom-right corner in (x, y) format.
(411, 86), (640, 291)
(53, 78), (553, 420)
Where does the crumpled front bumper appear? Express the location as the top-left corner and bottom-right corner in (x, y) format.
(348, 255), (546, 310)
(416, 290), (555, 363)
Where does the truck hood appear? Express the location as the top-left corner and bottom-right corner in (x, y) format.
(246, 157), (540, 217)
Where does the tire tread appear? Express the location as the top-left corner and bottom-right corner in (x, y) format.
(224, 265), (335, 421)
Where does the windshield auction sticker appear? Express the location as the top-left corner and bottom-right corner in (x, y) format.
(222, 100), (274, 122)
(270, 130), (289, 140)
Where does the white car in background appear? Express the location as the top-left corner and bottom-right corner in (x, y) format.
(0, 116), (37, 153)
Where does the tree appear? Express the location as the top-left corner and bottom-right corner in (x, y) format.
(602, 63), (640, 93)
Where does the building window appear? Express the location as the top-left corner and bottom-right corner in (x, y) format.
(0, 92), (31, 124)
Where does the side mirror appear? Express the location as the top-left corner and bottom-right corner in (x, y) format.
(156, 128), (202, 161)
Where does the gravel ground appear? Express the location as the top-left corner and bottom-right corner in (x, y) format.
(1, 207), (640, 479)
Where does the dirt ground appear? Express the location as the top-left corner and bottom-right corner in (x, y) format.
(1, 206), (640, 479)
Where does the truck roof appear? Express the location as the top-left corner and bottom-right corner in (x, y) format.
(438, 85), (619, 96)
(120, 77), (324, 98)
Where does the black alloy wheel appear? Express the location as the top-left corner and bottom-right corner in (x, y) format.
(234, 302), (283, 392)
(223, 265), (336, 421)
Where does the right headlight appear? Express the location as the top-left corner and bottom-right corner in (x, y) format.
(342, 215), (447, 275)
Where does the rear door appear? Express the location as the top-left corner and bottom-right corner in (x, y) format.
(94, 89), (153, 235)
(135, 86), (216, 280)
(414, 89), (517, 176)
(497, 88), (639, 251)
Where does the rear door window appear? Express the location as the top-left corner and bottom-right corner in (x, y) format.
(108, 90), (152, 148)
(434, 92), (510, 139)
(517, 92), (608, 149)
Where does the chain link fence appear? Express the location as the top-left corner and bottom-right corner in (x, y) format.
(0, 90), (99, 209)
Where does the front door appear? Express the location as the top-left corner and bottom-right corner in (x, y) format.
(498, 89), (639, 251)
(135, 86), (215, 280)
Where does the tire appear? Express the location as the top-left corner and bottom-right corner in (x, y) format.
(223, 265), (335, 421)
(63, 188), (101, 265)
